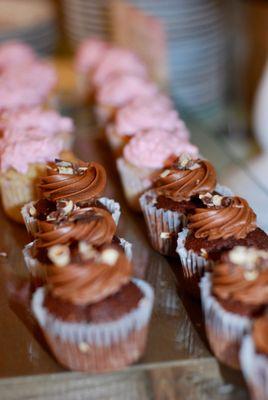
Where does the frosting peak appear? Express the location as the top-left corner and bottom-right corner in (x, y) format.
(39, 160), (107, 203)
(188, 196), (257, 240)
(47, 246), (132, 305)
(154, 157), (216, 201)
(75, 38), (109, 74)
(123, 129), (198, 169)
(0, 41), (36, 72)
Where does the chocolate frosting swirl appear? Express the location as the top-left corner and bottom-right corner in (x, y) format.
(253, 317), (268, 355)
(154, 158), (216, 201)
(188, 196), (256, 240)
(39, 160), (106, 202)
(212, 253), (268, 311)
(36, 207), (116, 248)
(47, 246), (132, 305)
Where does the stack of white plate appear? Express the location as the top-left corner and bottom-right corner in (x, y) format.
(62, 0), (110, 45)
(129, 0), (228, 121)
(0, 0), (57, 55)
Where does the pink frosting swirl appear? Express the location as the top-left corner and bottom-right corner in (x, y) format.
(75, 38), (109, 74)
(92, 47), (147, 86)
(1, 108), (73, 142)
(0, 41), (36, 72)
(115, 99), (188, 139)
(0, 61), (57, 111)
(123, 129), (198, 169)
(96, 75), (158, 108)
(0, 136), (64, 173)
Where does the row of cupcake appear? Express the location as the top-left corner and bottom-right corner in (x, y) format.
(75, 38), (268, 394)
(0, 41), (75, 223)
(20, 156), (154, 372)
(74, 38), (198, 210)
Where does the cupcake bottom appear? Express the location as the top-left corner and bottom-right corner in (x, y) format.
(117, 158), (156, 211)
(32, 279), (154, 372)
(240, 336), (268, 400)
(140, 190), (187, 256)
(200, 274), (251, 369)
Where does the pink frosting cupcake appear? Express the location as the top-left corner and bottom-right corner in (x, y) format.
(0, 61), (57, 112)
(0, 134), (70, 223)
(0, 107), (74, 150)
(92, 47), (147, 88)
(95, 75), (157, 125)
(0, 41), (36, 72)
(74, 38), (109, 102)
(117, 129), (198, 210)
(106, 95), (188, 156)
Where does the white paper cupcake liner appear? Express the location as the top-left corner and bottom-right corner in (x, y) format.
(23, 237), (132, 284)
(140, 190), (187, 256)
(32, 278), (154, 371)
(32, 278), (154, 346)
(21, 197), (121, 237)
(200, 273), (251, 368)
(240, 336), (268, 400)
(117, 158), (154, 211)
(176, 228), (211, 280)
(99, 197), (121, 225)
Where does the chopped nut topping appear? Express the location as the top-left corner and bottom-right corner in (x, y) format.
(78, 241), (97, 260)
(229, 246), (268, 269)
(200, 248), (208, 258)
(160, 232), (171, 239)
(48, 245), (70, 267)
(100, 248), (119, 266)
(29, 206), (37, 217)
(46, 212), (58, 221)
(212, 195), (223, 207)
(57, 200), (74, 215)
(55, 159), (73, 168)
(78, 342), (91, 353)
(199, 192), (213, 205)
(58, 166), (74, 175)
(160, 169), (170, 178)
(78, 166), (88, 172)
(244, 269), (259, 281)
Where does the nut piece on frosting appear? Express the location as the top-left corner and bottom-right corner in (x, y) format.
(48, 244), (70, 267)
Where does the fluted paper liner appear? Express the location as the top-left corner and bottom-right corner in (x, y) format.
(23, 237), (132, 286)
(140, 190), (187, 256)
(21, 197), (121, 237)
(32, 279), (154, 372)
(200, 273), (251, 369)
(240, 336), (268, 400)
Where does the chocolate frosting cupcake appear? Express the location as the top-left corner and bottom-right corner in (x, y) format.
(39, 159), (106, 203)
(44, 245), (143, 323)
(185, 194), (268, 260)
(212, 246), (268, 317)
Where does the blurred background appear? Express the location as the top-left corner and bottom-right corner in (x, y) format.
(0, 0), (268, 225)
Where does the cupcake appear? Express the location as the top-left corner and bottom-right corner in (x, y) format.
(22, 160), (121, 234)
(240, 316), (268, 400)
(117, 129), (198, 211)
(176, 194), (268, 297)
(32, 245), (154, 372)
(0, 41), (36, 72)
(200, 246), (268, 369)
(74, 38), (109, 102)
(23, 207), (131, 286)
(140, 155), (218, 256)
(0, 107), (74, 150)
(0, 136), (70, 223)
(95, 75), (157, 125)
(0, 61), (57, 113)
(105, 96), (186, 156)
